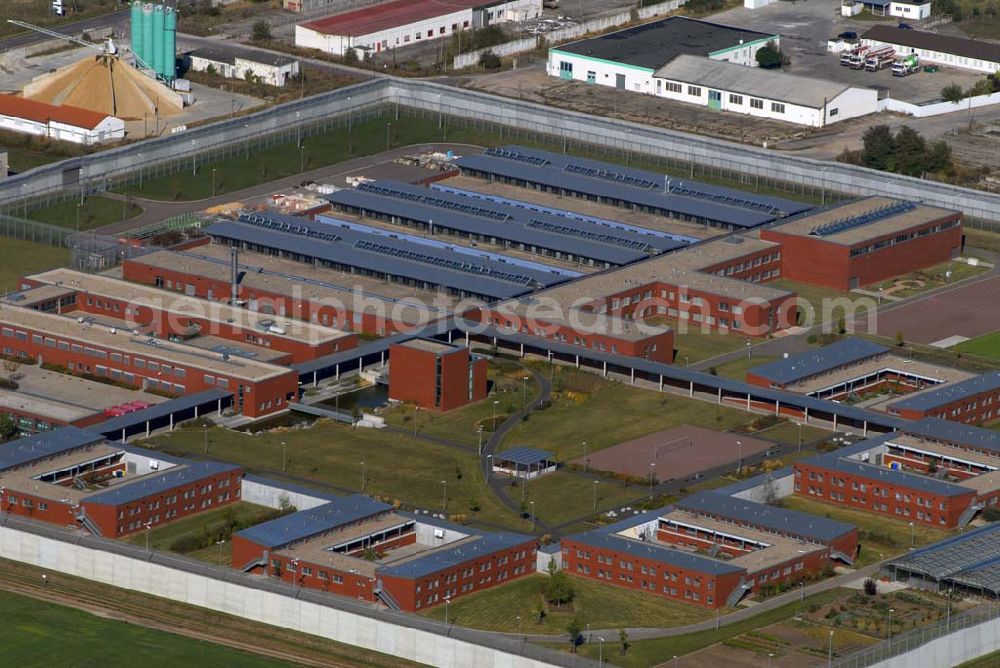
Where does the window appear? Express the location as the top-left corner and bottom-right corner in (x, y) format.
(559, 61), (573, 73)
(687, 85), (701, 96)
(829, 108), (839, 117)
(750, 98), (764, 109)
(665, 81), (682, 94)
(729, 94), (743, 105)
(771, 102), (785, 114)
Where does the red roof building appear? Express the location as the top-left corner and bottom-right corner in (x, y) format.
(0, 95), (124, 145)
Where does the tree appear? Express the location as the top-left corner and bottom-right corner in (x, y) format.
(895, 331), (905, 347)
(837, 316), (846, 335)
(0, 413), (16, 440)
(893, 126), (928, 176)
(251, 20), (272, 42)
(756, 40), (785, 69)
(619, 628), (631, 656)
(860, 125), (896, 171)
(925, 140), (952, 173)
(546, 560), (575, 607)
(566, 617), (583, 652)
(941, 82), (965, 103)
(2, 359), (19, 384)
(863, 578), (879, 596)
(479, 50), (502, 70)
(343, 48), (359, 66)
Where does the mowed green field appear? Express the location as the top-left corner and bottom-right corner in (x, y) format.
(0, 238), (71, 291)
(955, 330), (1000, 362)
(0, 590), (291, 667)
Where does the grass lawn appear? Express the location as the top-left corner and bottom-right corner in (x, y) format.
(751, 421), (833, 447)
(768, 279), (874, 326)
(0, 589), (290, 667)
(382, 358), (541, 447)
(516, 472), (649, 526)
(777, 496), (952, 567)
(27, 195), (143, 231)
(144, 421), (522, 530)
(710, 355), (778, 381)
(500, 365), (751, 461)
(958, 649), (1000, 667)
(5, 147), (63, 174)
(566, 588), (851, 666)
(0, 238), (71, 291)
(987, 419), (1000, 432)
(867, 260), (989, 299)
(125, 501), (272, 565)
(420, 573), (711, 634)
(955, 329), (1000, 362)
(964, 228), (1000, 257)
(644, 316), (751, 365)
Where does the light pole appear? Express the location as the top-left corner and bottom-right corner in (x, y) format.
(583, 441), (588, 471)
(444, 596), (451, 625)
(144, 522), (152, 552)
(887, 608), (894, 642)
(649, 461), (656, 498)
(598, 637), (605, 665)
(800, 581), (805, 603)
(768, 653), (773, 668)
(477, 426), (484, 456)
(909, 522), (915, 549)
(797, 422), (803, 452)
(516, 614), (522, 639)
(492, 400), (499, 431)
(529, 501), (536, 531)
(76, 202), (81, 231)
(442, 479), (448, 511)
(947, 589), (953, 629)
(736, 440), (743, 473)
(291, 558), (300, 594)
(282, 440), (287, 472)
(593, 480), (598, 511)
(522, 375), (529, 407)
(828, 631), (833, 667)
(299, 144), (305, 173)
(216, 539), (226, 565)
(586, 623), (591, 644)
(746, 340), (751, 359)
(413, 406), (420, 435)
(361, 460), (366, 492)
(673, 655), (678, 668)
(487, 454), (493, 481)
(716, 608), (720, 629)
(386, 121), (392, 151)
(190, 139), (197, 175)
(203, 424), (209, 454)
(212, 168), (217, 196)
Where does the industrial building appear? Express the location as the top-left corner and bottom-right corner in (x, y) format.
(794, 420), (1000, 528)
(0, 303), (299, 418)
(13, 268), (355, 364)
(232, 494), (536, 611)
(886, 371), (1000, 425)
(388, 339), (487, 411)
(186, 46), (300, 87)
(887, 523), (1000, 598)
(652, 56), (880, 127)
(862, 25), (1000, 73)
(561, 491), (857, 609)
(204, 210), (569, 302)
(0, 95), (125, 145)
(129, 1), (178, 81)
(759, 197), (963, 291)
(0, 426), (243, 538)
(547, 17), (778, 95)
(295, 0), (541, 56)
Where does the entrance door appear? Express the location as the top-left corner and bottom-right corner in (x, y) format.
(708, 90), (722, 110)
(615, 73), (625, 90)
(586, 70), (596, 84)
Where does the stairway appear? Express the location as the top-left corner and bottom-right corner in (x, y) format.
(76, 509), (102, 537)
(375, 586), (402, 611)
(958, 502), (984, 528)
(725, 577), (752, 608)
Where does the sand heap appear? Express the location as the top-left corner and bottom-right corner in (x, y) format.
(22, 53), (183, 120)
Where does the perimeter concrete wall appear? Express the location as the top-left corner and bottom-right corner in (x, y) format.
(240, 477), (334, 511)
(729, 473), (795, 503)
(872, 616), (1000, 668)
(0, 521), (564, 668)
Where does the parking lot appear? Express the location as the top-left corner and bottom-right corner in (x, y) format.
(710, 0), (984, 103)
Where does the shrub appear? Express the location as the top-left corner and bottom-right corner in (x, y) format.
(864, 578), (879, 596)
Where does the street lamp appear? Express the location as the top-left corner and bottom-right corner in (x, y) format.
(649, 461), (656, 498)
(746, 340), (751, 359)
(487, 454), (493, 481)
(516, 614), (522, 639)
(909, 522), (915, 549)
(216, 539), (226, 565)
(593, 480), (599, 511)
(522, 375), (529, 407)
(444, 596), (451, 625)
(768, 653), (774, 668)
(828, 631), (834, 667)
(212, 167), (217, 196)
(282, 440), (287, 472)
(203, 424), (209, 454)
(796, 422), (803, 452)
(477, 426), (484, 456)
(736, 440), (743, 473)
(947, 588), (953, 629)
(598, 637), (605, 665)
(887, 608), (894, 642)
(673, 655), (678, 668)
(386, 121), (392, 151)
(361, 461), (366, 492)
(583, 441), (588, 471)
(530, 501), (535, 531)
(144, 522), (152, 552)
(492, 400), (500, 431)
(442, 480), (448, 511)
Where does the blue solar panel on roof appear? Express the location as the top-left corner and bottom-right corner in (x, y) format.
(810, 201), (917, 237)
(352, 239), (534, 285)
(497, 446), (555, 466)
(525, 219), (652, 252)
(564, 163), (658, 190)
(238, 212), (340, 242)
(483, 146), (549, 166)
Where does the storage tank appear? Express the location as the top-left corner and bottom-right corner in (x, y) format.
(163, 5), (177, 81)
(130, 1), (144, 67)
(140, 3), (154, 70)
(151, 4), (165, 77)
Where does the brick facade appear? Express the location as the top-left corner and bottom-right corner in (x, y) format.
(388, 341), (487, 411)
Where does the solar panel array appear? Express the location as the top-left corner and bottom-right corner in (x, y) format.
(669, 183), (780, 216)
(238, 212), (340, 243)
(353, 239), (535, 285)
(210, 344), (258, 359)
(357, 182), (511, 221)
(526, 219), (652, 252)
(564, 163), (658, 190)
(810, 201), (918, 237)
(484, 146), (550, 166)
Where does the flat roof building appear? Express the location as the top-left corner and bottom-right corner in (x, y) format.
(862, 25), (1000, 73)
(747, 338), (890, 389)
(186, 45), (300, 87)
(548, 17), (778, 96)
(388, 338), (487, 411)
(887, 371), (1000, 425)
(0, 94), (125, 145)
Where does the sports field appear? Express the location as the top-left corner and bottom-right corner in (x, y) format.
(0, 589), (289, 667)
(955, 330), (1000, 361)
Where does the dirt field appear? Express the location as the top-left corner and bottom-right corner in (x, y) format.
(861, 272), (1000, 344)
(572, 424), (772, 480)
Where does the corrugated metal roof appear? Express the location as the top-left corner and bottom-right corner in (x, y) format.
(748, 338), (890, 385)
(83, 460), (241, 506)
(902, 418), (1000, 454)
(88, 390), (232, 437)
(888, 371), (1000, 412)
(677, 491), (855, 543)
(235, 495), (393, 548)
(376, 532), (534, 579)
(887, 523), (1000, 584)
(0, 426), (105, 471)
(494, 446), (555, 466)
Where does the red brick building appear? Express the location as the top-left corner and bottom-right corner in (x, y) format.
(0, 304), (298, 418)
(561, 492), (858, 609)
(886, 372), (1000, 425)
(232, 496), (536, 611)
(388, 339), (487, 411)
(760, 197), (962, 291)
(0, 427), (243, 538)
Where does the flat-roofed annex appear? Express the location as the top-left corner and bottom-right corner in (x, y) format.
(0, 303), (293, 382)
(28, 268), (350, 346)
(0, 443), (128, 503)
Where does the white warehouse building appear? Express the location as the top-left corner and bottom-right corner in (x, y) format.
(0, 95), (125, 145)
(862, 25), (1000, 73)
(186, 46), (300, 87)
(652, 55), (879, 127)
(547, 16), (779, 95)
(296, 0), (541, 56)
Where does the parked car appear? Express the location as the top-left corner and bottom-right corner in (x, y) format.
(898, 22), (914, 29)
(838, 30), (859, 40)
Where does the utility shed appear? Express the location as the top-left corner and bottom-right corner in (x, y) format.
(653, 55), (880, 127)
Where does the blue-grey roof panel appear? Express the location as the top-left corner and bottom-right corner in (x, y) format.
(0, 426), (105, 471)
(748, 338), (890, 385)
(235, 495), (393, 548)
(496, 446), (556, 466)
(376, 532), (534, 579)
(903, 418), (1000, 453)
(807, 453), (972, 497)
(677, 491), (855, 543)
(88, 390), (232, 437)
(888, 371), (1000, 412)
(83, 460), (241, 506)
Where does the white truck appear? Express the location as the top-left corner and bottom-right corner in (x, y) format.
(891, 54), (920, 76)
(841, 45), (870, 67)
(863, 46), (896, 71)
